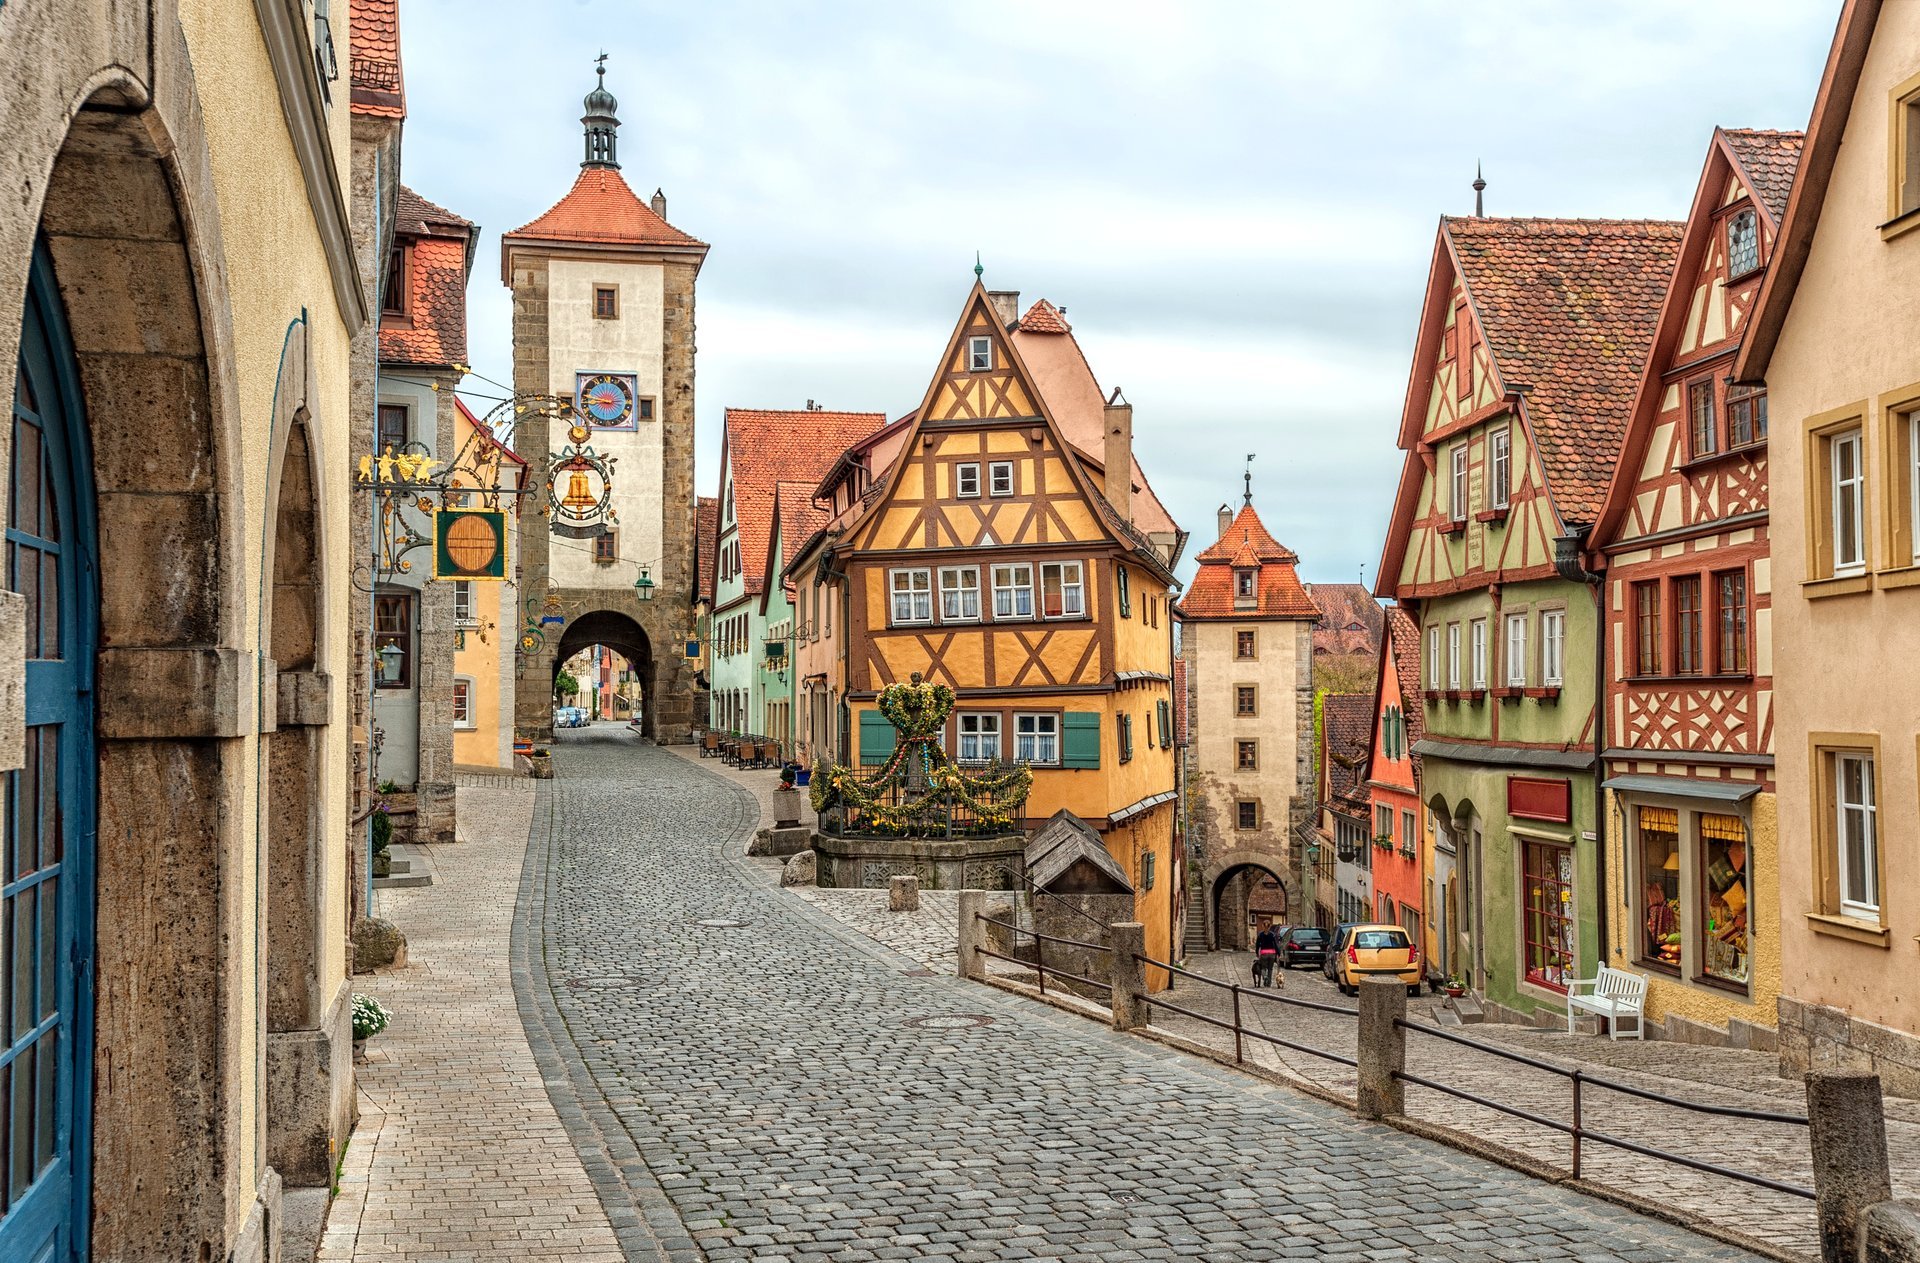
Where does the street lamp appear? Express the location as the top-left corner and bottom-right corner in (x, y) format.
(376, 640), (404, 685)
(634, 563), (655, 601)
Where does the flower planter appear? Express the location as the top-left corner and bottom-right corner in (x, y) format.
(527, 750), (554, 780)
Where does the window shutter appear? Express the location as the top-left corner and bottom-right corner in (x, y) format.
(1061, 712), (1102, 768)
(1117, 565), (1132, 618)
(858, 710), (896, 766)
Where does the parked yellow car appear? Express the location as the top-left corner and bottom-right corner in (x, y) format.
(1329, 923), (1422, 997)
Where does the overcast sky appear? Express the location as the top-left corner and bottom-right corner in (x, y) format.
(398, 1), (1836, 589)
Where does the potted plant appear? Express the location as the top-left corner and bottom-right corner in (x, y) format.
(774, 762), (803, 828)
(1443, 975), (1467, 998)
(352, 993), (392, 1062)
(527, 747), (554, 779)
(370, 800), (393, 877)
(1373, 834), (1394, 851)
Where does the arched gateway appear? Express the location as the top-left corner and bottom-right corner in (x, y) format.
(551, 610), (657, 738)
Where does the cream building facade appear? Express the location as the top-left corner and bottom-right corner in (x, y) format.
(0, 1), (364, 1258)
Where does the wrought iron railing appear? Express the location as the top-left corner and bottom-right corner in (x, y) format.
(819, 764), (1030, 840)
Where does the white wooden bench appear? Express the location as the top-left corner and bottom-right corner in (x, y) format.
(1565, 966), (1649, 1040)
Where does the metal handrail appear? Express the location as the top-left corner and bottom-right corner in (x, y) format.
(1126, 950), (1357, 1068)
(975, 914), (1111, 955)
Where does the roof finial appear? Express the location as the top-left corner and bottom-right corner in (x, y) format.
(973, 251), (983, 279)
(1243, 453), (1255, 506)
(1473, 161), (1486, 218)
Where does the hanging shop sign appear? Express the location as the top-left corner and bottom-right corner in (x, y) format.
(546, 422), (619, 540)
(433, 508), (508, 580)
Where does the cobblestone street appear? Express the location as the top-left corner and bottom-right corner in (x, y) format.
(506, 730), (1765, 1262)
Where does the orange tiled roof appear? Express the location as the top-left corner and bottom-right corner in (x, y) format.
(695, 496), (719, 603)
(1305, 582), (1384, 658)
(773, 480), (830, 573)
(1323, 693), (1375, 811)
(506, 167), (704, 249)
(1384, 604), (1423, 755)
(1019, 299), (1071, 334)
(348, 0), (404, 119)
(380, 186), (476, 369)
(723, 409), (887, 599)
(1448, 217), (1683, 525)
(1721, 128), (1804, 225)
(1178, 502), (1317, 620)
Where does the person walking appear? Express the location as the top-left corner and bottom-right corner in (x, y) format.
(1253, 923), (1283, 988)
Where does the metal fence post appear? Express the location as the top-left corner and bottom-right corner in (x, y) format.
(1356, 977), (1407, 1120)
(956, 890), (985, 980)
(1106, 921), (1147, 1031)
(1806, 1071), (1892, 1263)
(1230, 985), (1244, 1064)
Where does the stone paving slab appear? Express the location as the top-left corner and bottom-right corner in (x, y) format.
(317, 778), (627, 1263)
(534, 729), (1766, 1262)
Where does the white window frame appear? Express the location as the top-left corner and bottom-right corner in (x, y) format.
(991, 563), (1034, 619)
(1015, 712), (1059, 765)
(1427, 625), (1442, 689)
(939, 565), (981, 621)
(1832, 428), (1867, 576)
(889, 568), (932, 625)
(1489, 428), (1511, 509)
(1541, 609), (1565, 686)
(1446, 623), (1461, 689)
(957, 712), (1001, 763)
(453, 579), (477, 627)
(988, 461), (1015, 497)
(968, 335), (993, 372)
(956, 462), (981, 499)
(1040, 560), (1085, 619)
(1835, 752), (1879, 921)
(1504, 612), (1528, 686)
(452, 675), (475, 729)
(1469, 618), (1487, 689)
(1450, 444), (1469, 522)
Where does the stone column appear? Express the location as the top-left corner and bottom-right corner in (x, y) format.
(1357, 977), (1408, 1120)
(956, 890), (985, 980)
(509, 256), (555, 743)
(1807, 1071), (1892, 1263)
(1107, 921), (1147, 1031)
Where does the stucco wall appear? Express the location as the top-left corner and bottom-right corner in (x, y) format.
(1185, 619), (1312, 882)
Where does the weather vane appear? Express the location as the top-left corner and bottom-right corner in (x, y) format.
(1243, 453), (1254, 506)
(974, 250), (983, 279)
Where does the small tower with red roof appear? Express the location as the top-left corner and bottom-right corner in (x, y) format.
(504, 60), (711, 742)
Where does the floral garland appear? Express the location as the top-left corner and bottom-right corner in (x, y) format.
(808, 674), (1032, 834)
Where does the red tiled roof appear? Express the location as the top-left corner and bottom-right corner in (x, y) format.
(1323, 693), (1375, 810)
(722, 409), (887, 599)
(773, 480), (830, 573)
(1019, 299), (1071, 334)
(380, 187), (476, 369)
(1305, 582), (1384, 658)
(1721, 129), (1805, 226)
(505, 167), (704, 249)
(1447, 217), (1683, 525)
(1384, 604), (1424, 761)
(348, 0), (404, 119)
(1179, 503), (1316, 620)
(695, 496), (719, 603)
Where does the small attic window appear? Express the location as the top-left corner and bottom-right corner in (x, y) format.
(1235, 569), (1256, 599)
(1727, 208), (1759, 277)
(968, 335), (993, 372)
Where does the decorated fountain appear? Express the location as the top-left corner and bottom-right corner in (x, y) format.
(808, 675), (1034, 889)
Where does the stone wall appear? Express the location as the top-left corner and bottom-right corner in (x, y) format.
(1780, 996), (1920, 1101)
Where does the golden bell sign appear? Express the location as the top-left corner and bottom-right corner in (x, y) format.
(433, 509), (507, 580)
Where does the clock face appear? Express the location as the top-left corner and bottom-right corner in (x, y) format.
(576, 372), (637, 428)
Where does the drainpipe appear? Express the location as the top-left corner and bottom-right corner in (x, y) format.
(1552, 526), (1609, 978)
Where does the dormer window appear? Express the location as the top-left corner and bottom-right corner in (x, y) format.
(382, 245), (410, 317)
(1235, 569), (1256, 599)
(1727, 208), (1759, 277)
(968, 335), (992, 372)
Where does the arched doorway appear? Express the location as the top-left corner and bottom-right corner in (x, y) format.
(1211, 863), (1288, 951)
(551, 610), (655, 739)
(0, 242), (100, 1262)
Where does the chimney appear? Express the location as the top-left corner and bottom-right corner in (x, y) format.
(1103, 387), (1133, 522)
(1217, 504), (1233, 539)
(651, 187), (668, 219)
(987, 290), (1020, 328)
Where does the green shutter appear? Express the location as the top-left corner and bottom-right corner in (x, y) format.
(1117, 565), (1132, 618)
(858, 710), (896, 766)
(1062, 711), (1101, 768)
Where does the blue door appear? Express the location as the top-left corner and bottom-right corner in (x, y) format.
(0, 245), (97, 1262)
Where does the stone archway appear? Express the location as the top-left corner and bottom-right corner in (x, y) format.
(1210, 860), (1289, 951)
(551, 609), (656, 739)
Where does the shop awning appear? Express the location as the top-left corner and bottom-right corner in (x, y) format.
(1412, 739), (1594, 770)
(1601, 774), (1761, 803)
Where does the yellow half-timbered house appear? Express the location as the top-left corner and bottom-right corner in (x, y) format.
(808, 285), (1187, 964)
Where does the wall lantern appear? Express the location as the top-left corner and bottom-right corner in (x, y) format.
(376, 640), (405, 685)
(634, 564), (656, 601)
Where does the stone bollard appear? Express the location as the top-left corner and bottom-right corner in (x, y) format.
(1807, 1071), (1893, 1263)
(956, 890), (985, 980)
(889, 874), (920, 912)
(1106, 921), (1148, 1031)
(1356, 977), (1408, 1121)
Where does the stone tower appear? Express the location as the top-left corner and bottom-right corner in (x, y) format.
(503, 62), (708, 742)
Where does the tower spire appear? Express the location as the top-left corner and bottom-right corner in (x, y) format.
(1473, 162), (1486, 217)
(582, 54), (621, 170)
(1243, 453), (1254, 506)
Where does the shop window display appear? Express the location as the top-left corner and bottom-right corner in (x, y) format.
(1699, 814), (1750, 987)
(1638, 806), (1681, 973)
(1522, 840), (1576, 991)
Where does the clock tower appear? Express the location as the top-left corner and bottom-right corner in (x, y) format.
(503, 62), (708, 741)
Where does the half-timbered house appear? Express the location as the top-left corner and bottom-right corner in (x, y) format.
(1366, 606), (1427, 954)
(1377, 216), (1681, 1021)
(1590, 128), (1801, 1045)
(806, 285), (1188, 964)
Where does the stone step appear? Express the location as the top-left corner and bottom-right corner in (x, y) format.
(1445, 994), (1485, 1024)
(1432, 1002), (1463, 1028)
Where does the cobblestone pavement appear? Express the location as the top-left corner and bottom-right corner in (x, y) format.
(1142, 952), (1920, 1258)
(527, 728), (1766, 1262)
(318, 776), (625, 1263)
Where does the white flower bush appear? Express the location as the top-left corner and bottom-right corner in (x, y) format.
(352, 993), (392, 1040)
